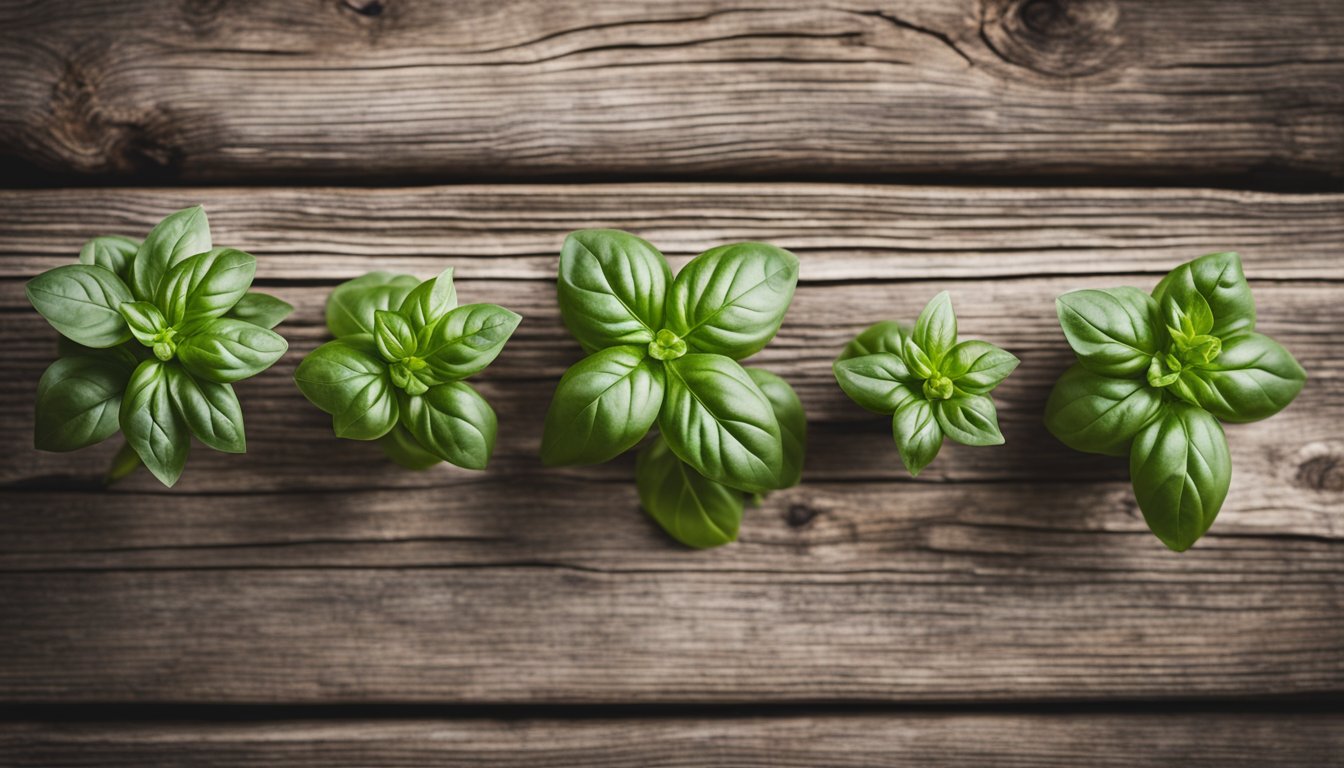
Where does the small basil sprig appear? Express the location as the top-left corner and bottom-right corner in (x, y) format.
(1045, 252), (1306, 551)
(26, 206), (292, 486)
(295, 268), (520, 471)
(542, 230), (804, 548)
(834, 293), (1019, 476)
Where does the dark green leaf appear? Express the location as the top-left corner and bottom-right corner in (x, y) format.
(912, 291), (957, 362)
(78, 235), (138, 280)
(378, 423), (442, 470)
(374, 310), (416, 363)
(293, 336), (398, 440)
(1056, 287), (1161, 377)
(131, 206), (212, 301)
(165, 364), (245, 453)
(838, 320), (907, 361)
(833, 353), (919, 414)
(1130, 403), (1232, 552)
(399, 266), (458, 334)
(747, 367), (806, 489)
(226, 292), (293, 329)
(177, 318), (288, 383)
(660, 354), (783, 494)
(399, 381), (497, 470)
(636, 435), (743, 549)
(557, 230), (670, 353)
(26, 264), (133, 348)
(933, 392), (1003, 447)
(1044, 363), (1164, 457)
(892, 397), (942, 477)
(156, 248), (256, 328)
(119, 359), (189, 487)
(34, 356), (129, 451)
(540, 346), (664, 466)
(1171, 333), (1306, 423)
(665, 242), (799, 360)
(1151, 251), (1255, 339)
(940, 340), (1019, 394)
(325, 272), (420, 338)
(418, 303), (521, 381)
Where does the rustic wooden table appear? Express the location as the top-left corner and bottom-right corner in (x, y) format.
(2, 1), (1342, 765)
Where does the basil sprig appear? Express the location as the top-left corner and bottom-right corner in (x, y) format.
(542, 230), (805, 548)
(295, 268), (521, 471)
(1045, 252), (1306, 551)
(26, 206), (292, 486)
(834, 292), (1020, 476)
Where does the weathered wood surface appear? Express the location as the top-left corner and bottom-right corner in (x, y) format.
(3, 713), (1342, 767)
(2, 1), (1342, 182)
(0, 184), (1340, 704)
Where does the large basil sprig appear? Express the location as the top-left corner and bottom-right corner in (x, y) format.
(543, 230), (804, 548)
(1045, 252), (1305, 551)
(834, 293), (1019, 477)
(26, 206), (292, 486)
(295, 267), (520, 471)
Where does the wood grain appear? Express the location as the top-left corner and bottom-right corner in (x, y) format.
(1, 1), (1341, 182)
(3, 713), (1342, 767)
(0, 183), (1340, 704)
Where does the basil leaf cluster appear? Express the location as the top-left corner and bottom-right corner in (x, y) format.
(27, 206), (292, 486)
(295, 268), (521, 471)
(1045, 252), (1306, 551)
(834, 292), (1019, 476)
(542, 230), (804, 548)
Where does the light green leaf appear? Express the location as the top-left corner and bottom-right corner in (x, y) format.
(1044, 363), (1164, 457)
(119, 301), (168, 347)
(156, 248), (256, 328)
(1056, 286), (1162, 377)
(912, 291), (957, 362)
(79, 235), (138, 280)
(177, 318), (288, 383)
(226, 292), (293, 329)
(940, 340), (1019, 394)
(557, 230), (670, 353)
(933, 392), (1003, 447)
(540, 346), (665, 466)
(165, 364), (245, 453)
(637, 435), (743, 549)
(34, 356), (129, 452)
(1130, 403), (1232, 552)
(418, 303), (521, 381)
(119, 359), (189, 487)
(26, 264), (133, 348)
(1170, 333), (1306, 423)
(1151, 251), (1256, 339)
(131, 206), (212, 301)
(837, 320), (907, 362)
(399, 381), (497, 470)
(399, 266), (458, 334)
(665, 242), (799, 360)
(833, 353), (919, 414)
(747, 367), (806, 489)
(293, 336), (398, 440)
(325, 272), (420, 338)
(374, 310), (416, 363)
(892, 397), (942, 477)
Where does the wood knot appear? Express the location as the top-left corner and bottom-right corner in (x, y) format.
(1294, 443), (1344, 493)
(785, 504), (821, 529)
(980, 0), (1123, 77)
(341, 0), (385, 17)
(181, 0), (229, 31)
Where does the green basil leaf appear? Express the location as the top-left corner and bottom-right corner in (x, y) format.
(399, 381), (497, 470)
(665, 242), (799, 360)
(941, 340), (1019, 394)
(156, 248), (256, 328)
(131, 206), (212, 301)
(540, 346), (665, 466)
(901, 336), (936, 379)
(118, 301), (168, 346)
(557, 230), (670, 353)
(1170, 333), (1306, 423)
(833, 353), (919, 414)
(165, 364), (245, 453)
(1130, 403), (1232, 552)
(293, 336), (398, 440)
(34, 356), (129, 451)
(1151, 251), (1256, 339)
(79, 235), (139, 280)
(120, 359), (189, 487)
(933, 392), (1003, 447)
(636, 435), (743, 549)
(176, 318), (288, 383)
(1044, 363), (1164, 457)
(374, 310), (417, 363)
(378, 423), (442, 470)
(912, 291), (957, 362)
(747, 367), (806, 489)
(838, 320), (907, 362)
(1055, 286), (1162, 377)
(660, 354), (782, 494)
(892, 397), (942, 477)
(226, 292), (293, 329)
(418, 303), (521, 381)
(399, 266), (458, 334)
(325, 272), (420, 338)
(26, 264), (133, 348)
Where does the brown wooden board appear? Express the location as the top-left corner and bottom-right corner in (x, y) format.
(1, 1), (1342, 183)
(0, 184), (1340, 705)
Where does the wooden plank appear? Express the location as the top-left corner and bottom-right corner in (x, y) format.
(3, 713), (1342, 767)
(1, 2), (1342, 182)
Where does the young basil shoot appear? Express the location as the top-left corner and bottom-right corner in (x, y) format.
(295, 268), (520, 471)
(542, 230), (805, 548)
(1045, 252), (1305, 552)
(27, 206), (293, 486)
(834, 293), (1019, 477)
